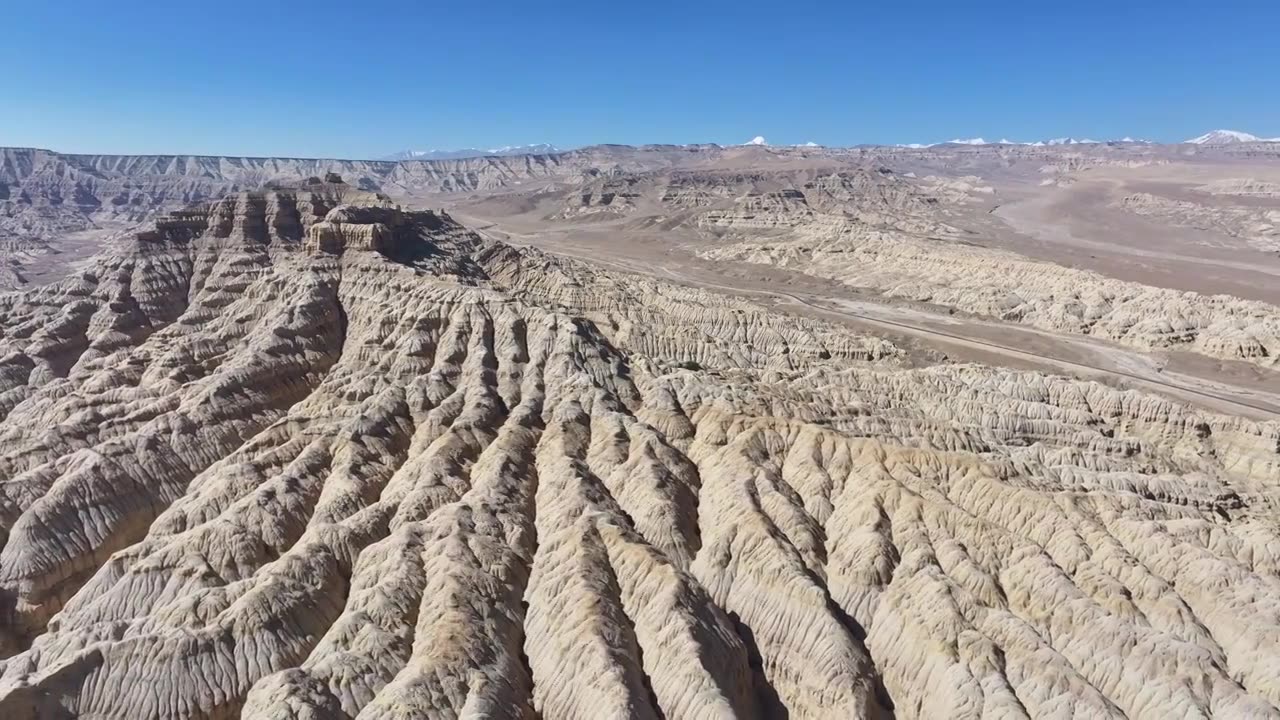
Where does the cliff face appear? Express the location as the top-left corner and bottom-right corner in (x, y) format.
(0, 147), (595, 287)
(0, 184), (1277, 719)
(0, 139), (1227, 290)
(0, 144), (695, 205)
(0, 147), (549, 214)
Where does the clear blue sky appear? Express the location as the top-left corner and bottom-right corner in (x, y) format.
(3, 0), (1278, 158)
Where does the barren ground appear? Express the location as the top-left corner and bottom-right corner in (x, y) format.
(442, 175), (1280, 421)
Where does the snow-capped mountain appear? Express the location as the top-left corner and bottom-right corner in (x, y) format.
(1030, 136), (1156, 145)
(939, 137), (1097, 146)
(1035, 137), (1100, 146)
(905, 135), (1153, 148)
(1184, 130), (1276, 145)
(737, 138), (823, 148)
(485, 144), (561, 154)
(382, 143), (560, 161)
(955, 137), (1117, 147)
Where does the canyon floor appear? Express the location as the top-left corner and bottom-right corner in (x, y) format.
(0, 142), (1278, 719)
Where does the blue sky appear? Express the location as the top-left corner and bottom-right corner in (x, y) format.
(3, 0), (1278, 157)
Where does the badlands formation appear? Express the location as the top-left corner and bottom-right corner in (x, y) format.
(0, 140), (1278, 719)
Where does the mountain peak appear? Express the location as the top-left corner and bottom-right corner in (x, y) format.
(1185, 130), (1265, 145)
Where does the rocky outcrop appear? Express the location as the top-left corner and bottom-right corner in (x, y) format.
(1196, 178), (1280, 198)
(306, 206), (404, 255)
(707, 217), (1280, 368)
(1119, 192), (1280, 253)
(0, 145), (726, 288)
(0, 139), (1265, 290)
(554, 175), (645, 218)
(0, 184), (1277, 719)
(549, 167), (959, 236)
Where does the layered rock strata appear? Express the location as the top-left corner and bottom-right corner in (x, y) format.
(0, 187), (1276, 719)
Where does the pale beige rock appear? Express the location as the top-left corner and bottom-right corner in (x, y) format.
(705, 217), (1280, 368)
(1196, 178), (1280, 198)
(0, 182), (1277, 720)
(1119, 192), (1280, 252)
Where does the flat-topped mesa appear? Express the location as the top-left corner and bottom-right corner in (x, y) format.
(303, 205), (472, 259)
(136, 207), (209, 243)
(121, 176), (466, 263)
(132, 182), (393, 249)
(305, 205), (405, 254)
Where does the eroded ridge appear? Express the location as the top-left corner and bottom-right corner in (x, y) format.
(0, 187), (1277, 719)
(706, 217), (1280, 368)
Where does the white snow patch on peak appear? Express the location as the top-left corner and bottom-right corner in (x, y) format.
(486, 143), (559, 153)
(382, 144), (560, 161)
(1186, 130), (1263, 144)
(898, 134), (1153, 149)
(744, 136), (768, 146)
(801, 141), (819, 147)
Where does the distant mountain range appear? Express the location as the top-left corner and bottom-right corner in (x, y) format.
(907, 137), (1150, 148)
(378, 130), (1280, 161)
(381, 144), (561, 161)
(888, 130), (1280, 148)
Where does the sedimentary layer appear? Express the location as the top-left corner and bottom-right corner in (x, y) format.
(0, 187), (1277, 719)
